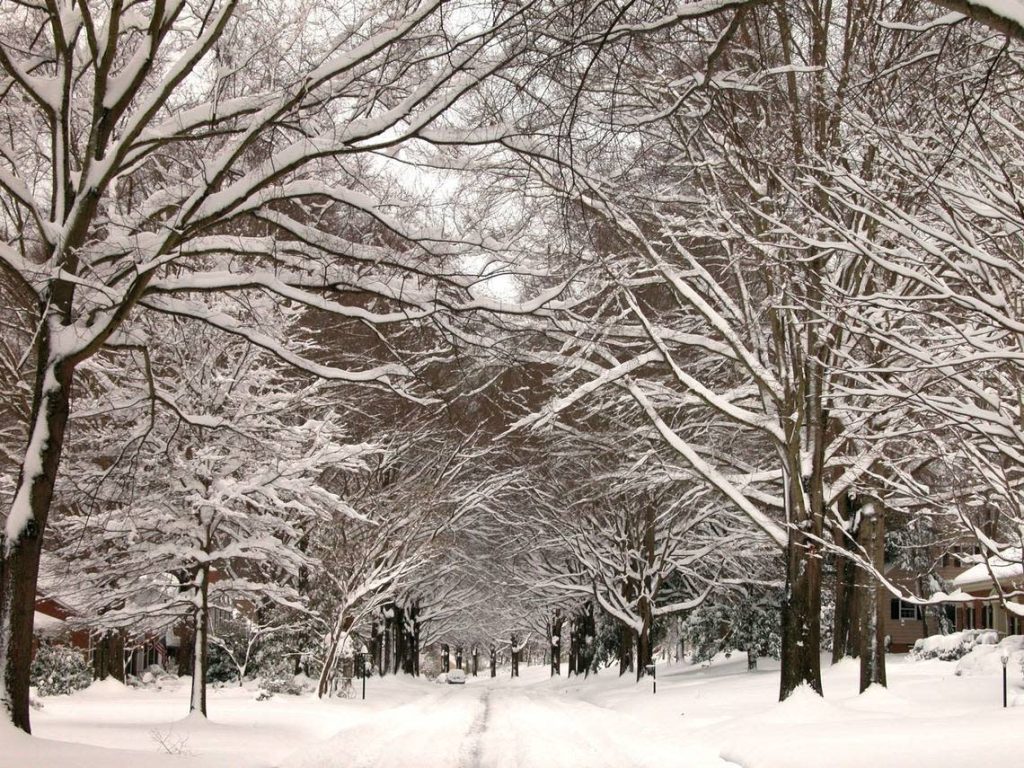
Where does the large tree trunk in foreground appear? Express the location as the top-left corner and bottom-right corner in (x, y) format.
(857, 502), (887, 692)
(1, 354), (74, 733)
(779, 527), (823, 700)
(190, 564), (211, 716)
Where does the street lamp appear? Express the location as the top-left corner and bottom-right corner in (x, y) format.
(645, 663), (656, 695)
(1001, 650), (1009, 708)
(357, 652), (371, 700)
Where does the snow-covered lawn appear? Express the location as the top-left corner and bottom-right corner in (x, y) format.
(6, 652), (1024, 767)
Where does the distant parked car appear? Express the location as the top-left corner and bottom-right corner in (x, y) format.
(446, 669), (467, 685)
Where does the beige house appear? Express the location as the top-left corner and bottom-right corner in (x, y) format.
(883, 558), (963, 653)
(951, 549), (1024, 638)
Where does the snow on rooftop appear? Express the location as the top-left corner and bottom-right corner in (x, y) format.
(34, 610), (67, 636)
(953, 548), (1024, 588)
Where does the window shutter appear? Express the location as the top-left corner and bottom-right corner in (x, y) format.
(890, 599), (900, 620)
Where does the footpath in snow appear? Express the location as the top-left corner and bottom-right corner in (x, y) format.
(6, 651), (1024, 768)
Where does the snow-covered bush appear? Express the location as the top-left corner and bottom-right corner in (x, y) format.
(30, 643), (92, 696)
(128, 663), (175, 689)
(206, 643), (239, 684)
(259, 673), (309, 697)
(258, 659), (314, 697)
(909, 630), (998, 661)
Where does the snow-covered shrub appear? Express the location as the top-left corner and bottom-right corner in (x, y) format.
(258, 659), (313, 697)
(909, 629), (998, 661)
(206, 643), (239, 684)
(30, 643), (92, 696)
(260, 673), (308, 696)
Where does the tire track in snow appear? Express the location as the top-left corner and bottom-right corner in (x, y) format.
(460, 688), (492, 768)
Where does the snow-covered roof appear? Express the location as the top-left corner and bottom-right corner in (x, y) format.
(953, 549), (1023, 590)
(34, 610), (67, 637)
(36, 553), (85, 614)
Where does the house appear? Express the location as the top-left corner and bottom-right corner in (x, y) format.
(34, 593), (91, 652)
(882, 557), (962, 653)
(950, 548), (1024, 637)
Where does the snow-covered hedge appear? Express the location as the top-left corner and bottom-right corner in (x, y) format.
(909, 630), (998, 662)
(30, 643), (92, 696)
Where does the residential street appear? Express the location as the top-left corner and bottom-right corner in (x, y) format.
(283, 680), (731, 768)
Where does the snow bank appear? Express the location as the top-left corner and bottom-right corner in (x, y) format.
(80, 677), (129, 698)
(0, 719), (224, 768)
(954, 635), (1024, 677)
(752, 683), (839, 724)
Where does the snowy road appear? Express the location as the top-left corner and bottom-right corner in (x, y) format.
(283, 682), (733, 768)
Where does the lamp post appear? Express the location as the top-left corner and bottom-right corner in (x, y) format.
(1001, 651), (1009, 708)
(357, 652), (370, 700)
(645, 663), (656, 695)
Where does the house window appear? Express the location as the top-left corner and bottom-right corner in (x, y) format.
(1009, 612), (1022, 636)
(983, 604), (993, 629)
(965, 606), (976, 629)
(890, 599), (921, 621)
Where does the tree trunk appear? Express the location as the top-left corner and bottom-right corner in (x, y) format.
(93, 631), (126, 682)
(382, 618), (392, 676)
(637, 500), (656, 682)
(779, 527), (823, 699)
(567, 615), (579, 676)
(857, 501), (887, 692)
(442, 643), (450, 673)
(634, 602), (651, 679)
(407, 601), (420, 677)
(370, 619), (382, 676)
(579, 602), (595, 677)
(456, 646), (463, 671)
(177, 622), (195, 677)
(190, 564), (210, 717)
(489, 644), (496, 678)
(550, 610), (563, 676)
(617, 623), (634, 677)
(831, 494), (859, 663)
(510, 634), (519, 677)
(472, 647), (478, 676)
(391, 604), (405, 675)
(410, 612), (420, 677)
(0, 355), (74, 733)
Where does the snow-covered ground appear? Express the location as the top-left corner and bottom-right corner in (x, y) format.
(6, 651), (1024, 768)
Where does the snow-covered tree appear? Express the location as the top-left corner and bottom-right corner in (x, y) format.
(0, 0), (578, 730)
(48, 307), (376, 716)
